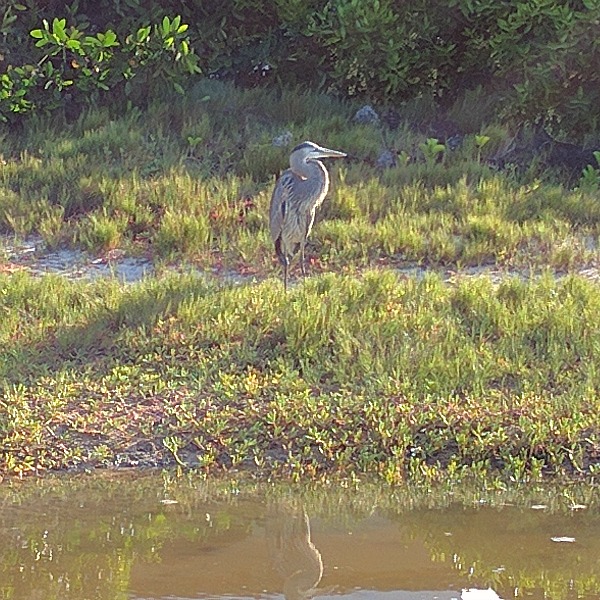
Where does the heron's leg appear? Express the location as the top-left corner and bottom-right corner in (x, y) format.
(283, 257), (289, 292)
(302, 213), (315, 278)
(300, 243), (307, 277)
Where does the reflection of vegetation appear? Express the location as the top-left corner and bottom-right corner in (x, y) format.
(415, 505), (600, 600)
(362, 481), (600, 600)
(0, 473), (599, 599)
(0, 472), (257, 599)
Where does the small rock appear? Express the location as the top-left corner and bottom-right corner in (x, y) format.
(353, 105), (380, 125)
(446, 134), (464, 151)
(376, 149), (397, 169)
(272, 131), (294, 147)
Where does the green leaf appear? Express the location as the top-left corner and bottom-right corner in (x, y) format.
(177, 24), (189, 34)
(103, 30), (118, 46)
(84, 35), (101, 46)
(136, 26), (150, 42)
(52, 18), (67, 41)
(30, 29), (44, 39)
(474, 135), (490, 148)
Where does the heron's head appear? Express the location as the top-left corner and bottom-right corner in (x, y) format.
(291, 141), (347, 164)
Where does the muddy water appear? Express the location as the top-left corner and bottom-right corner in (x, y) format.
(1, 473), (599, 600)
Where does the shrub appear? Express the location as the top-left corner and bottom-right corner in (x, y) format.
(1, 11), (200, 122)
(1, 1), (600, 136)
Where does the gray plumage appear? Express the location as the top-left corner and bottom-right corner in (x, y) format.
(269, 141), (346, 291)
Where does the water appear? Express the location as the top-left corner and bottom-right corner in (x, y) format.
(1, 472), (599, 600)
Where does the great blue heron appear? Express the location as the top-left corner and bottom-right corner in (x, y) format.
(269, 141), (347, 291)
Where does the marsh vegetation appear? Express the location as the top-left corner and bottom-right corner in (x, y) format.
(2, 79), (600, 480)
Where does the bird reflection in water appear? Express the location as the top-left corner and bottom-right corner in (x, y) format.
(266, 502), (324, 600)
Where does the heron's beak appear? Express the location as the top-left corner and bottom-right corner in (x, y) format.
(311, 146), (347, 159)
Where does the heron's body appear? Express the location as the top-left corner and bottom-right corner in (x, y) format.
(270, 160), (328, 269)
(269, 141), (346, 290)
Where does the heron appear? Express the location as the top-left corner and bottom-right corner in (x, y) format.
(269, 141), (347, 291)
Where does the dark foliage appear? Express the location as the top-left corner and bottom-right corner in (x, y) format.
(1, 0), (599, 136)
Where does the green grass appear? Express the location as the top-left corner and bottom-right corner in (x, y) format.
(2, 81), (600, 481)
(1, 270), (600, 480)
(1, 79), (599, 278)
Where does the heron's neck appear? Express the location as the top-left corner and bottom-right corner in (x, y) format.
(291, 159), (327, 182)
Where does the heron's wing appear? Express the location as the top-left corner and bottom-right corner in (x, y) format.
(269, 169), (295, 243)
